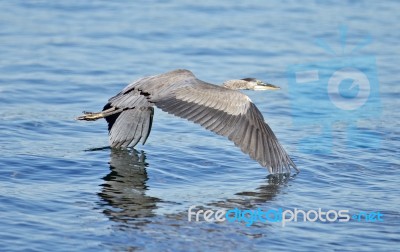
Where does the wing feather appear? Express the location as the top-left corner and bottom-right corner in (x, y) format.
(175, 103), (205, 119)
(202, 110), (225, 130)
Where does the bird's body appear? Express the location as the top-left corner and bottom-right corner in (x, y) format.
(78, 69), (297, 174)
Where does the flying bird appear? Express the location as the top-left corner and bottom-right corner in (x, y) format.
(77, 69), (297, 174)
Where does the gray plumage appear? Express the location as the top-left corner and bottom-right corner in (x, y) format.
(77, 69), (297, 174)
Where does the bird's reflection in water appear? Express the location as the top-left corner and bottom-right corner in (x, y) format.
(209, 173), (294, 209)
(98, 149), (161, 224)
(97, 148), (295, 229)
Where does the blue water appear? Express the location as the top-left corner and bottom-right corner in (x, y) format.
(1, 1), (399, 251)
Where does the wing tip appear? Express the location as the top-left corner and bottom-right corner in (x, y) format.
(267, 160), (299, 175)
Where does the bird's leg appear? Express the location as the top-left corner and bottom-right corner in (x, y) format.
(82, 111), (95, 115)
(76, 107), (123, 121)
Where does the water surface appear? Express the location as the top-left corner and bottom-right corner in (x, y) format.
(0, 1), (399, 251)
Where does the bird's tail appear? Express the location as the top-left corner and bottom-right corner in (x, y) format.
(76, 107), (123, 121)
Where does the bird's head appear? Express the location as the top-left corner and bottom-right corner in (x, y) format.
(223, 78), (280, 90)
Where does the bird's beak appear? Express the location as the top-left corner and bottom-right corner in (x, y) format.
(254, 82), (280, 90)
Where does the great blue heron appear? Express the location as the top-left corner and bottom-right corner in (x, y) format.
(77, 69), (297, 174)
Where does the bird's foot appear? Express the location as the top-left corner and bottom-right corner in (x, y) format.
(76, 107), (123, 121)
(76, 111), (104, 121)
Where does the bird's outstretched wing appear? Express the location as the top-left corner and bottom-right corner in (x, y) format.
(140, 70), (296, 174)
(103, 84), (154, 148)
(105, 106), (154, 148)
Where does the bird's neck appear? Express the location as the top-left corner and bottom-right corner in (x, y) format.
(222, 80), (248, 90)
